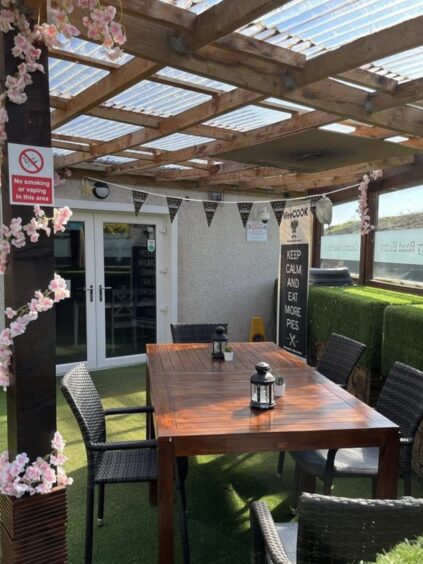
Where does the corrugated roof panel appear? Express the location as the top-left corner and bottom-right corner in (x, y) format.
(204, 105), (291, 131)
(96, 155), (138, 164)
(53, 148), (74, 156)
(144, 133), (214, 151)
(49, 58), (108, 97)
(54, 115), (141, 141)
(162, 0), (222, 13)
(53, 37), (133, 65)
(265, 98), (314, 112)
(367, 47), (423, 82)
(106, 80), (211, 116)
(157, 67), (235, 92)
(239, 0), (423, 81)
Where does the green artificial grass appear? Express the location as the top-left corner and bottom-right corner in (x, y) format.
(382, 305), (423, 376)
(308, 286), (423, 369)
(1, 365), (423, 563)
(373, 535), (423, 563)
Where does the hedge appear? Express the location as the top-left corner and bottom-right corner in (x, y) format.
(382, 304), (423, 376)
(308, 286), (423, 370)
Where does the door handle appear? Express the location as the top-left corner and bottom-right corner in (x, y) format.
(78, 285), (94, 302)
(99, 285), (112, 302)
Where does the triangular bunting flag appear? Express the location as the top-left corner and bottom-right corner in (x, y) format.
(166, 197), (183, 223)
(237, 202), (253, 228)
(203, 201), (219, 226)
(132, 190), (148, 216)
(270, 200), (286, 225)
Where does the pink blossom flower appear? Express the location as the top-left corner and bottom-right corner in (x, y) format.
(10, 319), (28, 338)
(52, 431), (65, 452)
(0, 329), (12, 346)
(49, 274), (70, 302)
(5, 307), (16, 319)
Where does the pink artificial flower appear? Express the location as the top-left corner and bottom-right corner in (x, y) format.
(5, 307), (16, 319)
(50, 453), (67, 466)
(51, 431), (65, 452)
(49, 274), (70, 302)
(0, 329), (12, 346)
(10, 318), (28, 338)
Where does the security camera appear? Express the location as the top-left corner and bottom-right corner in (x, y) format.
(257, 207), (271, 224)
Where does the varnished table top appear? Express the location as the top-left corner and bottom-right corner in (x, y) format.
(146, 341), (399, 564)
(147, 341), (396, 446)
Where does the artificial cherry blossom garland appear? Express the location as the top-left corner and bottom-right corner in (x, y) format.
(357, 169), (383, 235)
(0, 0), (127, 144)
(0, 431), (73, 497)
(0, 204), (72, 274)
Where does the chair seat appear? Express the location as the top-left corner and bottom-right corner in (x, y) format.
(95, 448), (158, 484)
(269, 522), (298, 564)
(292, 447), (379, 478)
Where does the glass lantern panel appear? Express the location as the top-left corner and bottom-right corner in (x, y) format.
(251, 383), (259, 403)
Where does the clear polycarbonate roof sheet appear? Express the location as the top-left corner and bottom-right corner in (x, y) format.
(95, 155), (138, 164)
(54, 115), (141, 142)
(160, 164), (192, 169)
(265, 98), (314, 113)
(238, 0), (423, 81)
(368, 47), (423, 82)
(156, 67), (236, 93)
(143, 133), (214, 151)
(49, 58), (109, 97)
(54, 36), (133, 65)
(204, 105), (291, 131)
(53, 148), (74, 156)
(107, 80), (210, 116)
(164, 0), (222, 13)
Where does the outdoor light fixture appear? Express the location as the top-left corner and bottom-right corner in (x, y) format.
(250, 362), (275, 410)
(315, 196), (333, 225)
(211, 325), (228, 360)
(92, 181), (110, 200)
(254, 205), (271, 224)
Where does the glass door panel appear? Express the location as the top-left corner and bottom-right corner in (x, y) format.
(54, 218), (95, 367)
(102, 222), (157, 359)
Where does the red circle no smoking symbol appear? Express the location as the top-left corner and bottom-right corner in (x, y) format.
(19, 148), (44, 174)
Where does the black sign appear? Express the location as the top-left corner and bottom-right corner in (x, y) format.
(279, 243), (308, 357)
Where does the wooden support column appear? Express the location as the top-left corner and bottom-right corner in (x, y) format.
(0, 6), (67, 561)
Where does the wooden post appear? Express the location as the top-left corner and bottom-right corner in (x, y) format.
(0, 5), (67, 561)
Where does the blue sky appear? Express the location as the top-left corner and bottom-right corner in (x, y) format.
(331, 184), (423, 226)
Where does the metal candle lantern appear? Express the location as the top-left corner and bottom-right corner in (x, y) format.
(211, 325), (228, 360)
(250, 362), (275, 410)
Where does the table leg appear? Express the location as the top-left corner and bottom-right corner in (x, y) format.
(375, 429), (400, 499)
(158, 438), (175, 564)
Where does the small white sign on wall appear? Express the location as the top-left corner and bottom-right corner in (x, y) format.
(246, 220), (268, 242)
(8, 143), (54, 206)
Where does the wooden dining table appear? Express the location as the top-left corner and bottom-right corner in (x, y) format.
(146, 341), (399, 564)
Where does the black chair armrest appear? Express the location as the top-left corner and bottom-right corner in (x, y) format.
(104, 406), (154, 416)
(88, 439), (158, 451)
(250, 501), (291, 564)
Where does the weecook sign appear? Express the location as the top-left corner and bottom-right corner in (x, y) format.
(8, 143), (54, 206)
(278, 202), (311, 357)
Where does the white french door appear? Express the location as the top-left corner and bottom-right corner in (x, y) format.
(55, 211), (172, 373)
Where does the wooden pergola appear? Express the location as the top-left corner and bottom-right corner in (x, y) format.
(48, 0), (423, 196)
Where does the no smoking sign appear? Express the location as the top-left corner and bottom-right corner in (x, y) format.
(8, 143), (54, 207)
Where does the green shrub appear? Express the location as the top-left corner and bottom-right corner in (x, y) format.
(308, 286), (423, 369)
(382, 305), (423, 376)
(373, 535), (423, 563)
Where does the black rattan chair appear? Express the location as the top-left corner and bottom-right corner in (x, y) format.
(61, 363), (189, 564)
(170, 322), (228, 343)
(291, 361), (423, 498)
(277, 333), (366, 477)
(251, 493), (423, 564)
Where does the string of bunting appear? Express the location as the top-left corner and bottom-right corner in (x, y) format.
(88, 176), (362, 228)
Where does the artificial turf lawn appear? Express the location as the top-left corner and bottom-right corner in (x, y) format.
(1, 364), (423, 563)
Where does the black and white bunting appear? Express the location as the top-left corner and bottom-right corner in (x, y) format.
(132, 190), (148, 216)
(203, 201), (219, 226)
(237, 202), (253, 228)
(270, 200), (286, 225)
(166, 197), (183, 223)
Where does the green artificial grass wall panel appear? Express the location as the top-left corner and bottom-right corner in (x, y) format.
(308, 286), (423, 369)
(382, 305), (423, 376)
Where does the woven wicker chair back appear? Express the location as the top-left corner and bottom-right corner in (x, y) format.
(317, 333), (366, 387)
(297, 493), (423, 563)
(170, 323), (228, 343)
(376, 361), (423, 468)
(61, 363), (106, 447)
